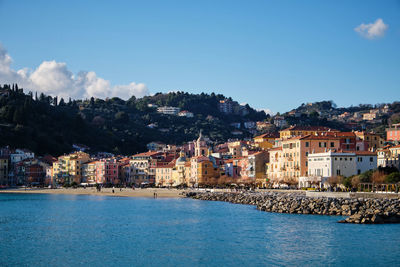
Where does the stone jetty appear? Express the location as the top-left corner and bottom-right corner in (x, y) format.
(187, 191), (400, 224)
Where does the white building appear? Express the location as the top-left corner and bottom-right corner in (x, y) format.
(308, 151), (356, 178)
(377, 145), (400, 169)
(302, 150), (377, 187)
(10, 149), (35, 164)
(273, 116), (287, 128)
(157, 106), (180, 115)
(147, 142), (166, 151)
(178, 110), (194, 118)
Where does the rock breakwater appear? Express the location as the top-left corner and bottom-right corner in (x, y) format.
(187, 191), (400, 224)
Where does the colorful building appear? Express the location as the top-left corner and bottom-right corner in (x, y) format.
(386, 123), (400, 143)
(267, 134), (341, 183)
(253, 133), (278, 150)
(279, 126), (339, 139)
(354, 131), (384, 151)
(53, 151), (90, 184)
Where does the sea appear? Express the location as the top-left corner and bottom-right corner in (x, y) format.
(0, 193), (399, 266)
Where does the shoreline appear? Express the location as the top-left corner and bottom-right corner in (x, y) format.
(188, 191), (400, 224)
(0, 188), (185, 198)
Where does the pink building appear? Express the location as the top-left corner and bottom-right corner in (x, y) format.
(93, 159), (119, 184)
(104, 159), (119, 184)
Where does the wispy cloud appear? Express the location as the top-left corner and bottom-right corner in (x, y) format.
(354, 18), (388, 39)
(0, 43), (149, 100)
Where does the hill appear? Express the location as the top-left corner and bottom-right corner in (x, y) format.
(0, 84), (268, 156)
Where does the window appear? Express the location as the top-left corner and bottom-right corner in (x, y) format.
(305, 142), (309, 147)
(370, 157), (373, 162)
(357, 169), (361, 175)
(337, 169), (341, 175)
(331, 142), (335, 147)
(305, 152), (309, 156)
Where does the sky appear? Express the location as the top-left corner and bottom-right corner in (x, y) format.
(0, 0), (399, 113)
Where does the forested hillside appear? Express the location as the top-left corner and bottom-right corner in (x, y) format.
(0, 84), (268, 156)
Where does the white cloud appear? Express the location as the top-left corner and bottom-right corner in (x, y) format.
(354, 18), (388, 39)
(0, 43), (149, 100)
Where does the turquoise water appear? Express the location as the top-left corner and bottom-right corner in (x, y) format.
(1, 194), (400, 266)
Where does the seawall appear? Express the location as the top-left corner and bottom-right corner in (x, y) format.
(187, 191), (400, 224)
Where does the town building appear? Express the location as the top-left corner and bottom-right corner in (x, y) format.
(146, 142), (166, 151)
(386, 123), (400, 143)
(279, 126), (339, 140)
(303, 151), (377, 188)
(267, 134), (341, 184)
(354, 131), (384, 151)
(194, 131), (208, 157)
(53, 151), (90, 185)
(218, 99), (234, 114)
(377, 145), (400, 169)
(273, 116), (287, 128)
(157, 106), (181, 115)
(253, 133), (278, 150)
(178, 110), (194, 118)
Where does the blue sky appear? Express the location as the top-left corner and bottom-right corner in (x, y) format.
(0, 0), (399, 113)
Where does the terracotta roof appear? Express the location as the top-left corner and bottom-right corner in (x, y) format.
(254, 133), (279, 139)
(297, 135), (341, 141)
(192, 156), (211, 162)
(132, 151), (161, 158)
(390, 145), (400, 149)
(355, 151), (377, 156)
(268, 147), (282, 151)
(157, 159), (176, 168)
(281, 126), (339, 132)
(334, 132), (356, 137)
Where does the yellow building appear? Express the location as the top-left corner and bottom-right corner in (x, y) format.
(279, 126), (339, 139)
(354, 131), (384, 151)
(53, 151), (90, 184)
(155, 152), (194, 187)
(0, 157), (8, 185)
(253, 133), (278, 150)
(171, 152), (189, 186)
(82, 161), (97, 184)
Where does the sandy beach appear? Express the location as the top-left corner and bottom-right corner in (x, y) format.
(0, 187), (186, 198)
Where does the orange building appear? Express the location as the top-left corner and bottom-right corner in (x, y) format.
(267, 134), (341, 183)
(279, 126), (339, 139)
(253, 133), (279, 150)
(354, 131), (384, 151)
